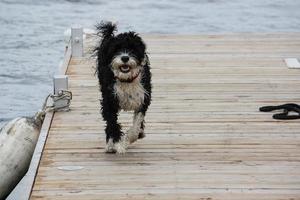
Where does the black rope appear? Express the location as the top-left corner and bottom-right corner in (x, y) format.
(259, 103), (300, 120)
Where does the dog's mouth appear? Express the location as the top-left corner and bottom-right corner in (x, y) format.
(119, 65), (131, 73)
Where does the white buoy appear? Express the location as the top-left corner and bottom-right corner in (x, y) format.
(0, 112), (44, 199)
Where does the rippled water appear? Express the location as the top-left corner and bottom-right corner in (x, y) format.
(1, 0), (300, 198)
(1, 0), (300, 127)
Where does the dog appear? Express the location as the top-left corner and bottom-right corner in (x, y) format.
(95, 22), (152, 154)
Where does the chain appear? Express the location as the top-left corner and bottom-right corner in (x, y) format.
(43, 90), (72, 112)
(33, 90), (72, 126)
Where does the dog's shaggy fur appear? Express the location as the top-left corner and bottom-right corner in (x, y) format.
(95, 22), (152, 154)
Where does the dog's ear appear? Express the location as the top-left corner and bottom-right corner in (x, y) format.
(96, 21), (117, 39)
(141, 53), (150, 66)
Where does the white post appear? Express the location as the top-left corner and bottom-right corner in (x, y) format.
(71, 26), (83, 57)
(53, 75), (69, 111)
(53, 75), (68, 94)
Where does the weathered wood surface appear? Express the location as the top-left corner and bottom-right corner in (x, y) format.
(30, 33), (300, 200)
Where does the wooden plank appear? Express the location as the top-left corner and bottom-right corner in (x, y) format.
(31, 188), (300, 200)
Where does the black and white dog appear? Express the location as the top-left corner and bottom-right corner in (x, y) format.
(95, 22), (152, 154)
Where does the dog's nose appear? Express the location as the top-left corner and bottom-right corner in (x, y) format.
(121, 56), (129, 63)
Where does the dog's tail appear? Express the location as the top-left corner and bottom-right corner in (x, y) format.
(96, 21), (117, 39)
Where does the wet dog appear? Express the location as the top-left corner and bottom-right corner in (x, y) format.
(95, 22), (152, 154)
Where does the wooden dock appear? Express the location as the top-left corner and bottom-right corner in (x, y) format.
(29, 32), (300, 199)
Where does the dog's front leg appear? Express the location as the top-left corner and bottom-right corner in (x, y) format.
(105, 115), (128, 154)
(127, 111), (145, 144)
(102, 98), (128, 154)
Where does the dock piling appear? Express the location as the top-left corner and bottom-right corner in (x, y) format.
(53, 75), (70, 111)
(71, 26), (83, 57)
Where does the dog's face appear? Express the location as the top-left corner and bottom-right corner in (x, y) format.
(101, 32), (147, 82)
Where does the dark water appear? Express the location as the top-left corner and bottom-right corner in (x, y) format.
(1, 0), (300, 199)
(1, 0), (300, 127)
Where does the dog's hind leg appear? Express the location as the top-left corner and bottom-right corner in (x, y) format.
(127, 112), (145, 144)
(132, 91), (151, 142)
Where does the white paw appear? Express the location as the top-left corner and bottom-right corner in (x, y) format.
(114, 135), (129, 154)
(105, 138), (116, 153)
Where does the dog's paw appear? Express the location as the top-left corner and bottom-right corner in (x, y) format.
(114, 143), (127, 154)
(114, 135), (129, 154)
(105, 139), (116, 153)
